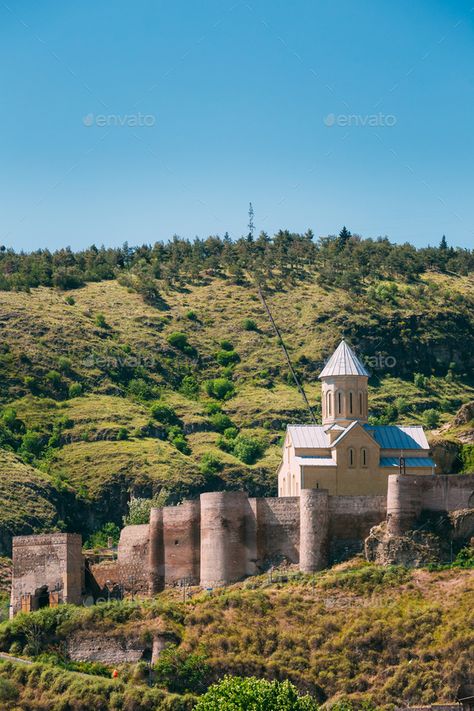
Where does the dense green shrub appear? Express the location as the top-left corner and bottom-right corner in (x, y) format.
(215, 349), (240, 367)
(85, 522), (121, 549)
(199, 453), (224, 477)
(154, 645), (210, 694)
(150, 402), (179, 425)
(208, 412), (233, 433)
(232, 434), (263, 464)
(205, 378), (235, 400)
(194, 676), (319, 710)
(180, 375), (200, 399)
(423, 408), (440, 428)
(68, 382), (83, 398)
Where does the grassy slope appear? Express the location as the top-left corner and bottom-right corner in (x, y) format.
(0, 274), (473, 539)
(0, 561), (472, 709)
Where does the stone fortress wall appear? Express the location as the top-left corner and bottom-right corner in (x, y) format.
(10, 473), (474, 615)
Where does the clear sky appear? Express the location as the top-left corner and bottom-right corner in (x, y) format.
(1, 0), (473, 251)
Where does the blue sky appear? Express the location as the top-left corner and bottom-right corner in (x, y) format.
(1, 0), (473, 251)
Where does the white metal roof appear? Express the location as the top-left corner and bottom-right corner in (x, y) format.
(319, 340), (370, 378)
(295, 456), (336, 467)
(366, 425), (429, 450)
(288, 425), (329, 448)
(288, 423), (429, 451)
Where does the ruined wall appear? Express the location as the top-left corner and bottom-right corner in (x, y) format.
(11, 534), (83, 615)
(328, 495), (387, 559)
(255, 497), (300, 567)
(387, 474), (474, 535)
(163, 500), (200, 585)
(117, 524), (149, 594)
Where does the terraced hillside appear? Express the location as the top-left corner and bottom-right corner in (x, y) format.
(0, 269), (473, 549)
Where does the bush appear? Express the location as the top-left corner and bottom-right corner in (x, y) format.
(167, 332), (197, 357)
(64, 295), (75, 305)
(232, 434), (263, 464)
(186, 310), (198, 321)
(194, 676), (319, 710)
(215, 349), (240, 367)
(180, 375), (200, 399)
(68, 382), (83, 398)
(205, 378), (235, 400)
(57, 356), (72, 373)
(85, 522), (121, 550)
(219, 340), (234, 351)
(199, 453), (224, 477)
(414, 373), (427, 388)
(0, 676), (19, 704)
(117, 427), (129, 440)
(423, 408), (440, 428)
(153, 645), (210, 694)
(150, 402), (179, 425)
(128, 378), (160, 401)
(168, 427), (191, 455)
(242, 318), (258, 331)
(208, 412), (233, 433)
(94, 312), (108, 328)
(45, 370), (63, 390)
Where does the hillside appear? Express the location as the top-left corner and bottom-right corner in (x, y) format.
(0, 265), (473, 548)
(0, 561), (472, 709)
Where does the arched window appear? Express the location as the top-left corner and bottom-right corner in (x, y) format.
(348, 447), (355, 467)
(337, 391), (342, 414)
(349, 391), (354, 414)
(326, 391), (332, 416)
(361, 447), (368, 467)
(359, 392), (363, 415)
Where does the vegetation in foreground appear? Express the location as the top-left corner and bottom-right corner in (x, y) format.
(0, 560), (472, 710)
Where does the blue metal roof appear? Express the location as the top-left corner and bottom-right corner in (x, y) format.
(365, 425), (429, 450)
(379, 457), (435, 467)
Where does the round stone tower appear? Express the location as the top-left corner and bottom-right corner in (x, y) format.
(319, 340), (369, 426)
(299, 488), (330, 572)
(200, 491), (248, 588)
(386, 474), (422, 535)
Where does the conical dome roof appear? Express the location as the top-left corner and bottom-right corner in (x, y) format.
(319, 340), (369, 378)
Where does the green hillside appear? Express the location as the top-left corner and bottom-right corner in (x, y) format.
(0, 237), (473, 549)
(0, 561), (472, 710)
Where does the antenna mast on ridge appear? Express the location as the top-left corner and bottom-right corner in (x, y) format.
(245, 202), (317, 425)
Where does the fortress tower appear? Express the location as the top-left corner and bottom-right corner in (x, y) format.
(320, 339), (369, 426)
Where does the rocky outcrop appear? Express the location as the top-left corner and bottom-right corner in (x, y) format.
(429, 437), (462, 474)
(365, 508), (474, 567)
(365, 521), (445, 567)
(454, 401), (474, 426)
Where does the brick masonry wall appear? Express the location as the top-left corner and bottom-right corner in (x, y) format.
(255, 497), (300, 566)
(117, 524), (149, 593)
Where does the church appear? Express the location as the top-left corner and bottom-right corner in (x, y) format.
(278, 340), (435, 497)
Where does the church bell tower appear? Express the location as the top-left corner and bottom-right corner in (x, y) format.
(319, 340), (369, 426)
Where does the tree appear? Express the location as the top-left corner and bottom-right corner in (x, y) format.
(440, 235), (448, 250)
(194, 676), (319, 710)
(338, 226), (351, 249)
